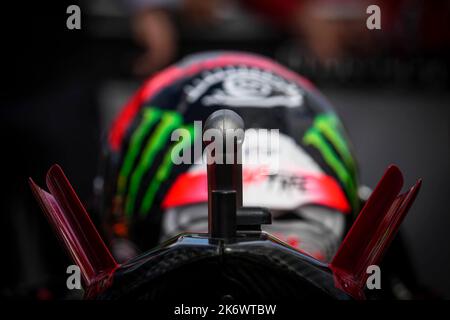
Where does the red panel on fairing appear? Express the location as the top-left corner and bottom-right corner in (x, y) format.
(29, 165), (118, 297)
(329, 165), (422, 299)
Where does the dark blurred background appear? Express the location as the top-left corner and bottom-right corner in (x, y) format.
(0, 0), (449, 299)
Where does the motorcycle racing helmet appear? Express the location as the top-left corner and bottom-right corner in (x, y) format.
(98, 51), (360, 262)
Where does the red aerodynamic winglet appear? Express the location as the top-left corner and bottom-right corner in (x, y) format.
(329, 165), (422, 299)
(29, 165), (118, 296)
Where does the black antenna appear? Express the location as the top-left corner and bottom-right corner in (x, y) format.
(203, 109), (244, 239)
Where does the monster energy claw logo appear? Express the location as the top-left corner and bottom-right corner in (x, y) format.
(116, 107), (194, 218)
(303, 113), (359, 210)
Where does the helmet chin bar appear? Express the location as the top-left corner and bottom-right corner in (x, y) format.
(29, 109), (421, 300)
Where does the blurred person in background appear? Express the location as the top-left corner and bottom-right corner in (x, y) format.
(126, 0), (223, 76)
(126, 0), (449, 79)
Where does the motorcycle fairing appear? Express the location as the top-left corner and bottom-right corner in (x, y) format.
(329, 165), (421, 299)
(30, 164), (421, 299)
(29, 165), (118, 298)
